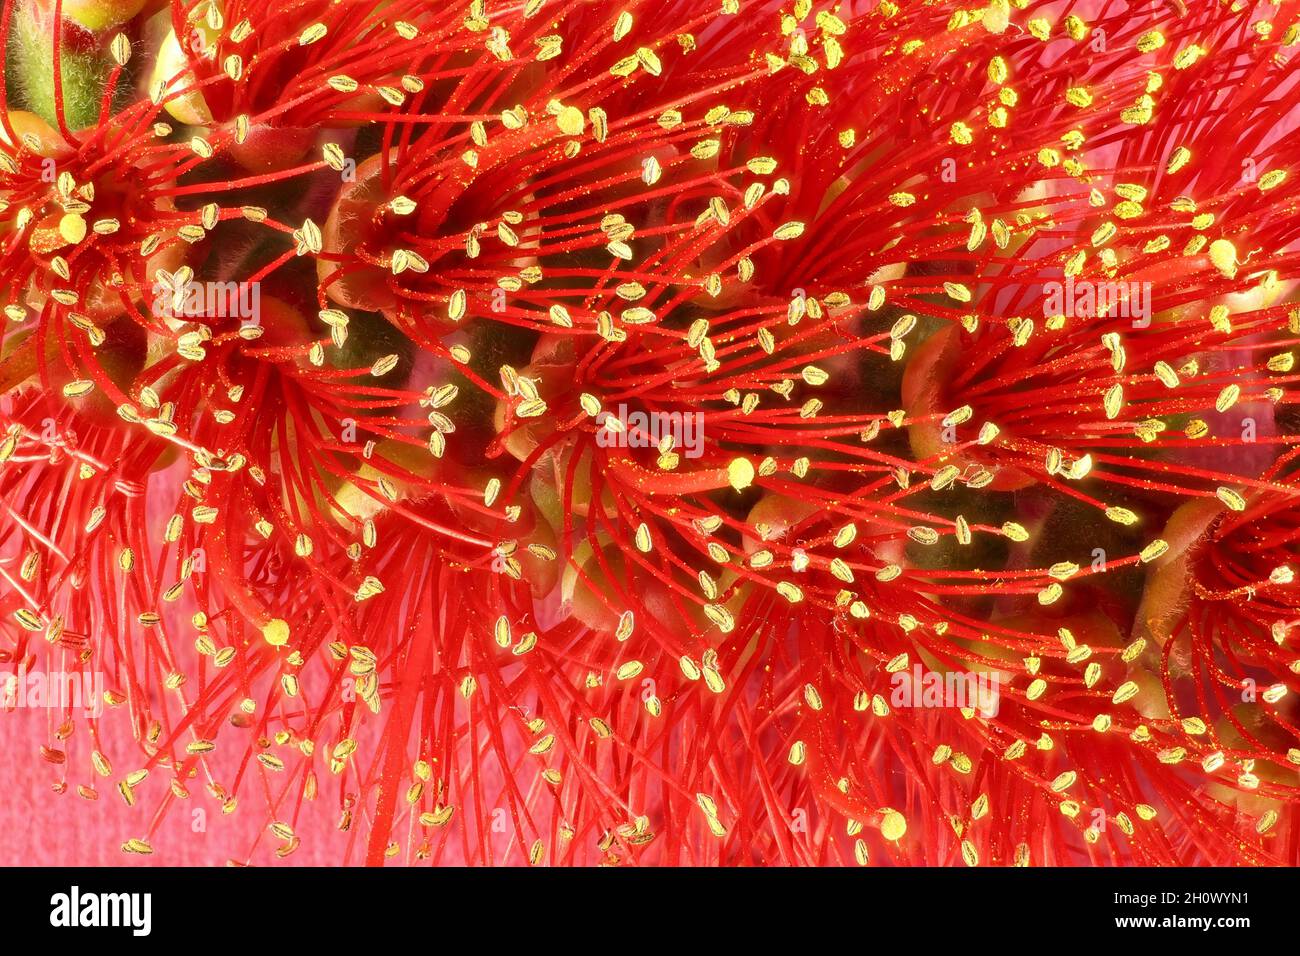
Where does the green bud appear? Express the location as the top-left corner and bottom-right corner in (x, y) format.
(7, 3), (116, 129)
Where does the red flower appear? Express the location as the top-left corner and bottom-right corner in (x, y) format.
(1, 0), (1299, 866)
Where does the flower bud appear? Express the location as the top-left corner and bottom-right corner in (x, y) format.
(40, 0), (148, 32)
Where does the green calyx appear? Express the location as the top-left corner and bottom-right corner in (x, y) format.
(6, 2), (116, 130)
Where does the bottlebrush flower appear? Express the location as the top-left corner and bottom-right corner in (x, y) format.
(1, 0), (1300, 868)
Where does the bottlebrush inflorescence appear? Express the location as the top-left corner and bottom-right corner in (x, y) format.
(1, 0), (1300, 866)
